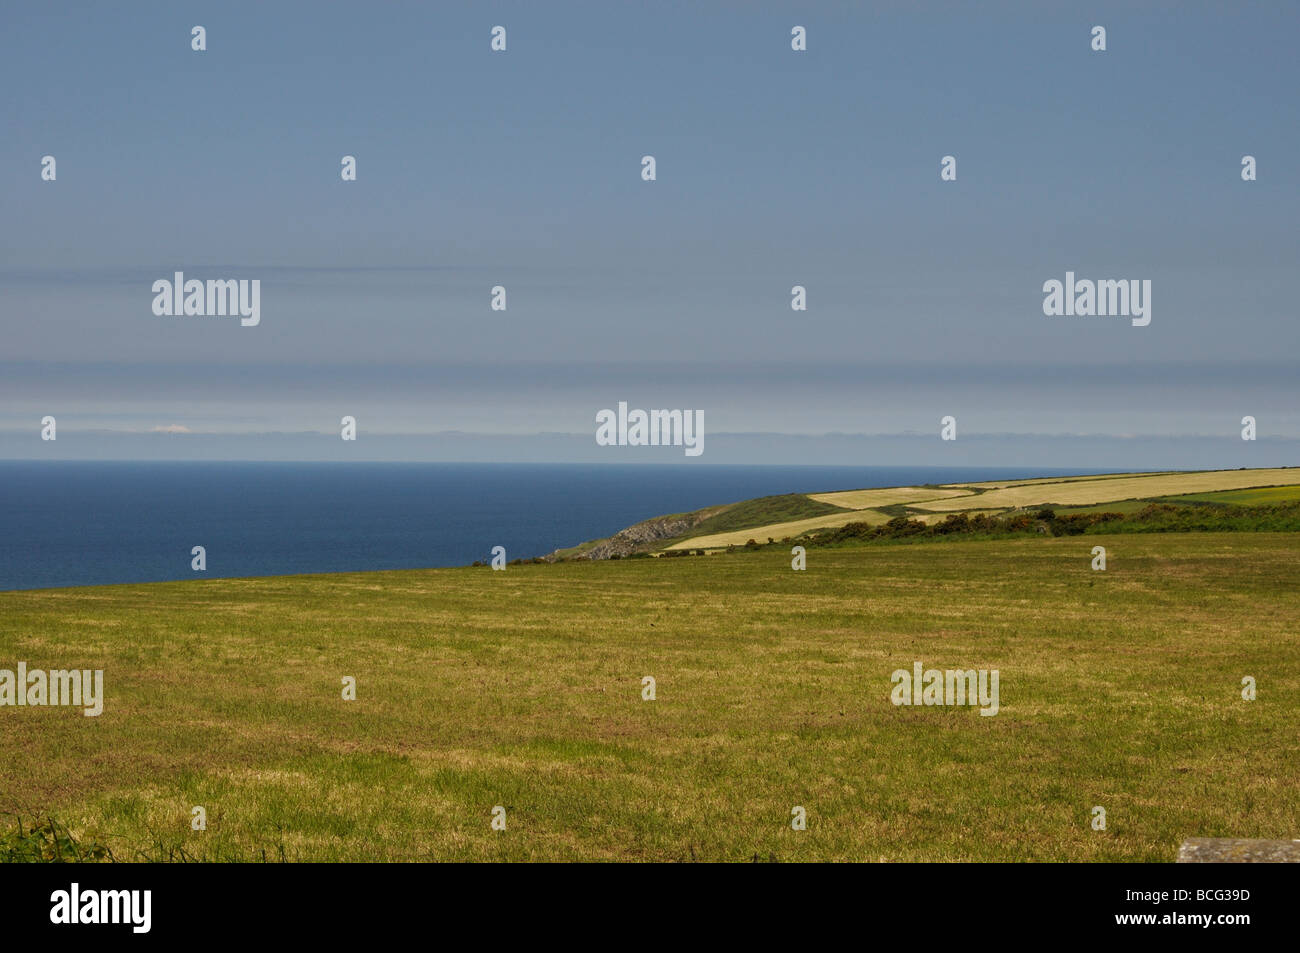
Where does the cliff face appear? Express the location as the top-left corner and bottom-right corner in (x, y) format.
(551, 505), (729, 560)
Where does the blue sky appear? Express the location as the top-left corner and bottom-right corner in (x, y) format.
(2, 1), (1297, 465)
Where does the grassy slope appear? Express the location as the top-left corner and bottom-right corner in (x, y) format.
(548, 494), (844, 560)
(2, 532), (1297, 861)
(674, 493), (849, 539)
(561, 469), (1300, 558)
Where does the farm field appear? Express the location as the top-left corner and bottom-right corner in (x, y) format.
(664, 508), (891, 550)
(1155, 485), (1300, 507)
(1055, 485), (1300, 514)
(646, 468), (1300, 555)
(911, 468), (1300, 513)
(807, 487), (974, 509)
(1052, 500), (1155, 515)
(2, 532), (1297, 862)
(939, 471), (1184, 490)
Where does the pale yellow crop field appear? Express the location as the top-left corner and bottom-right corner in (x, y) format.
(941, 471), (1177, 490)
(664, 509), (890, 550)
(808, 486), (974, 509)
(914, 468), (1300, 513)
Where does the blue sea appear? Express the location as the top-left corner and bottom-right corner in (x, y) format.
(0, 462), (1104, 591)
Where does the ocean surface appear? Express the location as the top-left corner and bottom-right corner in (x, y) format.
(0, 462), (1106, 591)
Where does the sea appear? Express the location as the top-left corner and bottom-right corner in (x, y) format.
(0, 461), (1105, 591)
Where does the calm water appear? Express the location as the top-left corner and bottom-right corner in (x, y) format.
(0, 462), (1101, 590)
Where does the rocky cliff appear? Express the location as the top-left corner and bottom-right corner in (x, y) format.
(549, 505), (729, 560)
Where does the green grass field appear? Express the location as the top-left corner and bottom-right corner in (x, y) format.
(673, 492), (850, 542)
(1052, 500), (1154, 515)
(1155, 485), (1300, 506)
(3, 531), (1297, 862)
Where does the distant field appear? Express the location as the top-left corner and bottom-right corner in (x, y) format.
(808, 487), (973, 509)
(2, 532), (1297, 861)
(1053, 500), (1152, 516)
(939, 471), (1177, 490)
(665, 508), (890, 550)
(1155, 485), (1300, 507)
(655, 469), (1300, 552)
(912, 468), (1299, 513)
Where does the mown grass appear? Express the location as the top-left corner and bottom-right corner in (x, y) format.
(1, 533), (1297, 862)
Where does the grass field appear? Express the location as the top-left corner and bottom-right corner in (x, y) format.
(1053, 500), (1158, 515)
(674, 493), (850, 540)
(911, 468), (1300, 513)
(3, 531), (1297, 862)
(1155, 485), (1300, 507)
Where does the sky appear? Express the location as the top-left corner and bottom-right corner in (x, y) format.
(1, 1), (1297, 466)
